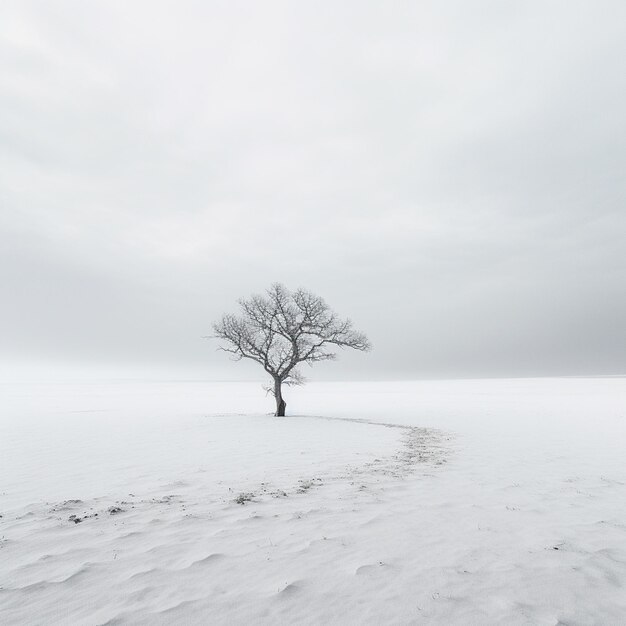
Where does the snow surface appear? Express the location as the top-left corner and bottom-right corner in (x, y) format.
(1, 378), (625, 624)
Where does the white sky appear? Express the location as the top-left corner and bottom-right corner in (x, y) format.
(1, 1), (625, 380)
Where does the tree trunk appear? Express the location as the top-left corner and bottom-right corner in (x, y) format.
(274, 378), (286, 416)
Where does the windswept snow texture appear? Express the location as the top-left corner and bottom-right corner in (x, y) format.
(1, 378), (625, 624)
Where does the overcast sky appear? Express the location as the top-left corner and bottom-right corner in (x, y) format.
(1, 1), (625, 381)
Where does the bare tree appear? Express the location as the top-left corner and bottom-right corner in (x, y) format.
(211, 283), (371, 416)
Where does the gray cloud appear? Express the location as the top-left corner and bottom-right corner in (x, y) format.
(1, 1), (625, 380)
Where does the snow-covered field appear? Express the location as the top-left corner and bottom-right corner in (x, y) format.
(1, 378), (625, 624)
